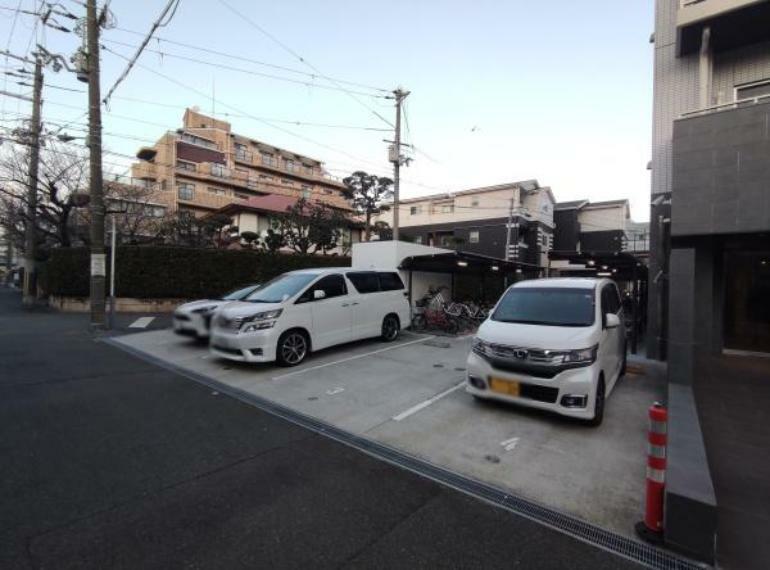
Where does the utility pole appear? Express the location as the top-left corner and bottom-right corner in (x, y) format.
(390, 88), (409, 242)
(86, 0), (106, 328)
(21, 56), (43, 307)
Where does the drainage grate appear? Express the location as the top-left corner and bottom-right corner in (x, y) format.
(107, 338), (708, 570)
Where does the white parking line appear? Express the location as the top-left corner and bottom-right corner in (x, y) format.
(392, 381), (466, 422)
(129, 316), (155, 329)
(271, 335), (434, 380)
(500, 437), (520, 452)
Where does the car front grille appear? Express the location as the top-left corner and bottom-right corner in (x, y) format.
(520, 383), (559, 404)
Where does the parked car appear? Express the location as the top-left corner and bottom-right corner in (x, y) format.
(209, 268), (410, 366)
(465, 278), (626, 426)
(173, 284), (262, 339)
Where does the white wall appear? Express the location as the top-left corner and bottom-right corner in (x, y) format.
(579, 204), (628, 233)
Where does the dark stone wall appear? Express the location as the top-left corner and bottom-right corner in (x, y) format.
(671, 100), (770, 237)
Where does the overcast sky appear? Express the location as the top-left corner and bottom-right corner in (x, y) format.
(0, 0), (654, 221)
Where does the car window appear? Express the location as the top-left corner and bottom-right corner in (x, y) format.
(245, 273), (316, 303)
(602, 285), (620, 314)
(346, 272), (380, 294)
(221, 284), (260, 301)
(378, 272), (404, 291)
(492, 287), (595, 327)
(299, 274), (347, 302)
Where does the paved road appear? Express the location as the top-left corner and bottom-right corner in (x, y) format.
(0, 288), (640, 569)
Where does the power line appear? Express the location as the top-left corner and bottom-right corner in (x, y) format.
(102, 0), (182, 105)
(101, 44), (388, 171)
(110, 25), (389, 94)
(215, 0), (395, 129)
(101, 38), (389, 99)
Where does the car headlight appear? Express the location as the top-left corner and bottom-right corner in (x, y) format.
(552, 345), (598, 365)
(472, 337), (490, 357)
(239, 309), (283, 333)
(192, 305), (217, 314)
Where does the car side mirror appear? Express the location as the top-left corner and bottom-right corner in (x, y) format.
(313, 289), (326, 300)
(605, 313), (621, 329)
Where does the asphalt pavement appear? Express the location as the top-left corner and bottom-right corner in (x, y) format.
(0, 287), (642, 570)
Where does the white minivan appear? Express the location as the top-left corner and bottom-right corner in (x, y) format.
(466, 278), (626, 426)
(209, 268), (411, 366)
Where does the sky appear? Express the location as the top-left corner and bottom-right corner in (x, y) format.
(0, 0), (654, 221)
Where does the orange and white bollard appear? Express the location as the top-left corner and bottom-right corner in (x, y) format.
(635, 402), (667, 544)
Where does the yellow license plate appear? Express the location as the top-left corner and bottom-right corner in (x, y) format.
(489, 377), (521, 397)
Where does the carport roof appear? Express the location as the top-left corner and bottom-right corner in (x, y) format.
(548, 250), (647, 281)
(399, 250), (540, 274)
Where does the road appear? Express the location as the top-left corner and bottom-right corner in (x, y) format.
(0, 287), (641, 569)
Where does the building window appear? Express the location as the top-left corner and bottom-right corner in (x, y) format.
(410, 206), (422, 215)
(736, 79), (770, 101)
(259, 174), (273, 181)
(235, 192), (250, 200)
(471, 198), (479, 207)
(211, 163), (229, 178)
(413, 235), (423, 244)
(176, 159), (196, 172)
(282, 179), (293, 186)
(234, 142), (251, 161)
(440, 204), (454, 214)
(469, 230), (479, 243)
(261, 152), (276, 167)
(207, 187), (227, 196)
(304, 165), (313, 175)
(302, 189), (311, 199)
(285, 159), (297, 172)
(177, 183), (195, 201)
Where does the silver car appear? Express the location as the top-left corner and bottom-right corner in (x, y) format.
(172, 284), (261, 339)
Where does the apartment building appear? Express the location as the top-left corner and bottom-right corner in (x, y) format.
(552, 199), (631, 253)
(648, 0), (770, 564)
(130, 108), (350, 217)
(376, 180), (556, 267)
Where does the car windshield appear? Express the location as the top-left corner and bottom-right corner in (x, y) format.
(221, 284), (260, 301)
(492, 287), (595, 327)
(244, 273), (317, 303)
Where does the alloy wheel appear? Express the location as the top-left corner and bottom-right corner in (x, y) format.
(281, 332), (307, 365)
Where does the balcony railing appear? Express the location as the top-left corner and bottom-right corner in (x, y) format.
(680, 92), (770, 118)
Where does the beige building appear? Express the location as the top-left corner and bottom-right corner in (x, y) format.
(376, 180), (556, 267)
(130, 108), (350, 217)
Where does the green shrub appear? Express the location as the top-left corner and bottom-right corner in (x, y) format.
(41, 247), (350, 299)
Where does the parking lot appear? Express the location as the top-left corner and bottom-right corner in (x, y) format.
(114, 327), (664, 538)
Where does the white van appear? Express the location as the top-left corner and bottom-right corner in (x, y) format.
(209, 268), (411, 366)
(465, 278), (626, 426)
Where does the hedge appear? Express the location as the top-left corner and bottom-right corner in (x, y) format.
(41, 247), (351, 299)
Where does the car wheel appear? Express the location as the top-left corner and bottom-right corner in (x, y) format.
(587, 377), (606, 427)
(381, 314), (400, 342)
(276, 330), (309, 367)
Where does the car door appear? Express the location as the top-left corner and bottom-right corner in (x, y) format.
(600, 284), (622, 385)
(377, 271), (409, 326)
(299, 274), (353, 349)
(346, 271), (381, 338)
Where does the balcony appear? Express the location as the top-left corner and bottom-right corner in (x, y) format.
(671, 97), (770, 236)
(677, 0), (770, 56)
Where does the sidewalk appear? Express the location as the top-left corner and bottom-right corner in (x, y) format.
(0, 287), (643, 569)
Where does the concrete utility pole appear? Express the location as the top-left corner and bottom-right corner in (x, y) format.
(391, 88), (410, 242)
(21, 57), (43, 308)
(86, 0), (106, 328)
